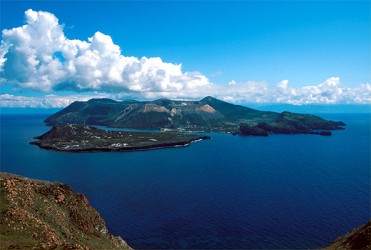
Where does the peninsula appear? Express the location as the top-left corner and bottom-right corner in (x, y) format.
(31, 124), (210, 152)
(44, 96), (346, 136)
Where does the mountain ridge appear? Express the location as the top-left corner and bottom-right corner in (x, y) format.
(45, 96), (345, 135)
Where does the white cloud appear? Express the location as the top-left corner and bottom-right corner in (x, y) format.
(0, 9), (370, 107)
(0, 94), (108, 108)
(205, 78), (370, 105)
(270, 77), (371, 105)
(1, 9), (210, 94)
(1, 78), (370, 108)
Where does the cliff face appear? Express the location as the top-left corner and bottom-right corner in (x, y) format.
(0, 172), (131, 249)
(325, 221), (371, 250)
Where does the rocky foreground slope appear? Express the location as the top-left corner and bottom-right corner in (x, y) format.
(0, 172), (131, 249)
(325, 221), (371, 249)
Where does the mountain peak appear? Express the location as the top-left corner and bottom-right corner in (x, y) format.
(152, 98), (174, 107)
(200, 96), (220, 102)
(44, 97), (345, 134)
(200, 96), (229, 105)
(87, 98), (119, 104)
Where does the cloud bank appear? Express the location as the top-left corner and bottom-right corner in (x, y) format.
(0, 9), (370, 108)
(0, 9), (210, 94)
(2, 77), (370, 108)
(0, 94), (108, 108)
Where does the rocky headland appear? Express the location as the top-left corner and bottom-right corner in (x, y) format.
(0, 172), (131, 249)
(31, 124), (210, 152)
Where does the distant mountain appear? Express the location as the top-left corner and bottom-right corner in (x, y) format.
(45, 96), (345, 135)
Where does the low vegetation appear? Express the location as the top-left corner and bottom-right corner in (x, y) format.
(0, 172), (131, 249)
(324, 221), (370, 249)
(31, 124), (210, 152)
(45, 96), (345, 135)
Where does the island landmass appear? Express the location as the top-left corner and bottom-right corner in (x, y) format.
(31, 96), (345, 152)
(44, 96), (346, 136)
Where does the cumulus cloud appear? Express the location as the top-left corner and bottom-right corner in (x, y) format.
(0, 9), (370, 107)
(0, 9), (210, 94)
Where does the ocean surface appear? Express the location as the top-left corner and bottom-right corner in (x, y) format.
(0, 112), (370, 249)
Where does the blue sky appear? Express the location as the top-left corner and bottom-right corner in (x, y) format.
(0, 1), (370, 107)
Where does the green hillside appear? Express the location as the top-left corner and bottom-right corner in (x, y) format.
(45, 96), (345, 135)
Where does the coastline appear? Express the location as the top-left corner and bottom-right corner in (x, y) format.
(30, 135), (211, 153)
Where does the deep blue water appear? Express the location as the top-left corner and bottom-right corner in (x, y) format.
(0, 113), (370, 249)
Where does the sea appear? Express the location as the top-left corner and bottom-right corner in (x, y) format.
(0, 112), (370, 249)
